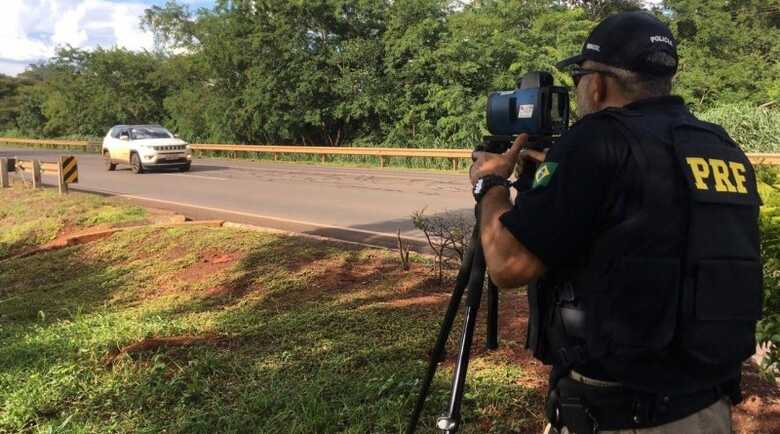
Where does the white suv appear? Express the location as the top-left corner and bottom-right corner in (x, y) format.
(102, 125), (192, 173)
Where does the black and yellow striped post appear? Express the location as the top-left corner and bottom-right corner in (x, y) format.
(59, 155), (78, 194)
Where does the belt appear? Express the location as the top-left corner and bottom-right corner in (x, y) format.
(569, 370), (622, 388)
(548, 376), (724, 432)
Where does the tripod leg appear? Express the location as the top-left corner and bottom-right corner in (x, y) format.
(437, 304), (481, 433)
(405, 227), (480, 434)
(486, 278), (499, 350)
(436, 238), (487, 433)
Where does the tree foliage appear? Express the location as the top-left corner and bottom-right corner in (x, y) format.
(0, 0), (776, 150)
(757, 168), (780, 378)
(667, 0), (780, 108)
(560, 0), (643, 20)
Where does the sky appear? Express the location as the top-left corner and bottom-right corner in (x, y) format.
(0, 0), (214, 76)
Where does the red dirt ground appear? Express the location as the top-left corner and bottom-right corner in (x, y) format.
(104, 334), (227, 366)
(733, 363), (780, 434)
(177, 250), (241, 284)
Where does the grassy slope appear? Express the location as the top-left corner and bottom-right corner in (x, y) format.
(0, 186), (542, 434)
(0, 185), (147, 258)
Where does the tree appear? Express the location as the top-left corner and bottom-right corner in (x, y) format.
(0, 75), (26, 132)
(559, 0), (643, 19)
(142, 0), (199, 52)
(665, 0), (780, 109)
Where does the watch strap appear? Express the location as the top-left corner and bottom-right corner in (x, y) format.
(473, 175), (510, 203)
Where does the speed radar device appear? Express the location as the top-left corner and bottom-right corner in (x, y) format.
(483, 71), (570, 153)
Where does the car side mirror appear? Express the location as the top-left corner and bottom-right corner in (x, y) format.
(119, 135), (129, 141)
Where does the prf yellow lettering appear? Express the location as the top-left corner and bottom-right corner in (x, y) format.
(686, 157), (710, 190)
(728, 161), (748, 193)
(709, 159), (736, 192)
(685, 157), (749, 194)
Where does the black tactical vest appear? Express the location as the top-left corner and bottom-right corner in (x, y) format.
(527, 105), (763, 394)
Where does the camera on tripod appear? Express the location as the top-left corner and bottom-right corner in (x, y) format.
(482, 71), (570, 154)
(407, 71), (571, 434)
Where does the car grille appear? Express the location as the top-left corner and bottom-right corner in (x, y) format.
(157, 158), (188, 164)
(153, 145), (186, 151)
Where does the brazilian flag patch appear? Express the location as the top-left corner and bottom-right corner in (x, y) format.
(532, 162), (558, 189)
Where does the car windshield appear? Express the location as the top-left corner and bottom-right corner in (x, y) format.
(130, 126), (173, 140)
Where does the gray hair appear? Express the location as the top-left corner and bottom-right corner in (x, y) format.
(591, 51), (675, 99)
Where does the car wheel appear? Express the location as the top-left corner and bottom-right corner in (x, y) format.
(103, 151), (116, 171)
(130, 153), (144, 174)
(178, 163), (191, 172)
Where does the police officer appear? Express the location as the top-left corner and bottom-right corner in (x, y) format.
(469, 11), (762, 434)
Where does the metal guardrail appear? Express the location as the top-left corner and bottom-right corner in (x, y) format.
(191, 143), (472, 168)
(2, 136), (779, 168)
(1, 155), (78, 193)
(746, 153), (780, 165)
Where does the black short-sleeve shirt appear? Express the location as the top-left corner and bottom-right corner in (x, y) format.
(499, 97), (689, 268)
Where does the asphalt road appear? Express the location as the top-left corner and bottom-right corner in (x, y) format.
(0, 146), (474, 250)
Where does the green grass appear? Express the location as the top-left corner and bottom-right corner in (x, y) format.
(0, 187), (544, 433)
(0, 141), (100, 154)
(0, 184), (148, 258)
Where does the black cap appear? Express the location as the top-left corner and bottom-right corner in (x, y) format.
(556, 11), (678, 77)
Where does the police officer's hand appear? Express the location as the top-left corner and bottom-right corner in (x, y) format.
(470, 133), (529, 186)
(519, 148), (547, 164)
(515, 143), (548, 179)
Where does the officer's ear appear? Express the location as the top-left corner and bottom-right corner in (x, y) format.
(592, 72), (608, 105)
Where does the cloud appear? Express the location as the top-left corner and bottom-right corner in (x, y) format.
(0, 1), (56, 62)
(0, 59), (37, 77)
(0, 0), (169, 76)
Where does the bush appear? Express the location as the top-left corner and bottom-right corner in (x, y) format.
(757, 166), (780, 379)
(0, 129), (24, 138)
(697, 104), (780, 153)
(411, 208), (474, 283)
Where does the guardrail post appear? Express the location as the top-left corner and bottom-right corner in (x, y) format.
(58, 156), (68, 194)
(32, 160), (42, 188)
(0, 158), (8, 188)
(321, 154), (326, 164)
(380, 156), (385, 168)
(274, 152), (279, 161)
(451, 158), (458, 170)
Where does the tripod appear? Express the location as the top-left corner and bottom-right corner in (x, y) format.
(406, 205), (500, 434)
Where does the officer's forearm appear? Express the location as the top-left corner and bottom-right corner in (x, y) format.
(479, 187), (546, 288)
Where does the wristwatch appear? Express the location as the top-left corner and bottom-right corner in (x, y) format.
(473, 175), (510, 203)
